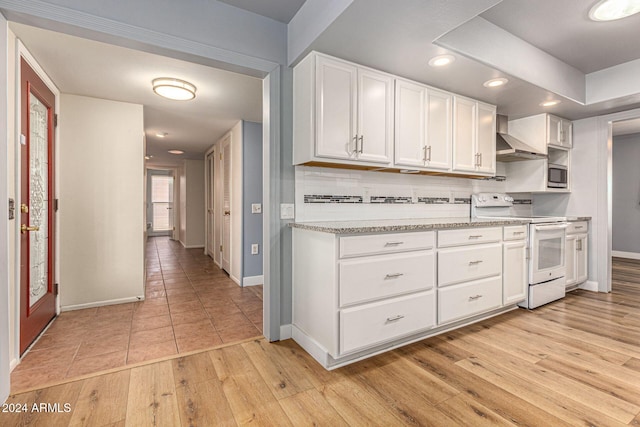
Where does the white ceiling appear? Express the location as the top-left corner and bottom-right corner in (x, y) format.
(9, 0), (640, 154)
(217, 0), (305, 23)
(9, 22), (262, 164)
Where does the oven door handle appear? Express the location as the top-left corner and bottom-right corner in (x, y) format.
(533, 223), (568, 231)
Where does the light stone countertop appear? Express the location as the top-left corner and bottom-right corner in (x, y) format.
(288, 217), (530, 234)
(566, 216), (591, 221)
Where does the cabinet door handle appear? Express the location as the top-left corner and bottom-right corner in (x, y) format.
(384, 273), (404, 279)
(474, 153), (479, 167)
(513, 231), (524, 235)
(386, 315), (405, 322)
(358, 135), (364, 154)
(352, 135), (359, 155)
(478, 152), (482, 167)
(469, 294), (483, 301)
(468, 235), (483, 239)
(468, 260), (483, 265)
(422, 146), (427, 162)
(577, 240), (582, 251)
(574, 226), (583, 229)
(426, 145), (432, 162)
(384, 241), (404, 246)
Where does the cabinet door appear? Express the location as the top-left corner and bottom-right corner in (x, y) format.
(452, 96), (477, 172)
(425, 88), (452, 171)
(315, 56), (358, 160)
(560, 120), (572, 148)
(547, 115), (562, 147)
(565, 235), (577, 287)
(576, 234), (588, 283)
(503, 240), (527, 305)
(394, 79), (426, 168)
(476, 102), (496, 175)
(357, 68), (393, 164)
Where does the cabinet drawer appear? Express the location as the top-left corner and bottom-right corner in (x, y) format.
(437, 227), (501, 248)
(340, 231), (434, 258)
(504, 225), (527, 241)
(340, 251), (434, 306)
(340, 291), (435, 354)
(438, 244), (502, 287)
(438, 276), (502, 324)
(567, 221), (588, 235)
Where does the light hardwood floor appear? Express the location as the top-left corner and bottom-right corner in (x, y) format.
(2, 257), (640, 426)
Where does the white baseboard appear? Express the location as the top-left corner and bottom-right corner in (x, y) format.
(280, 324), (292, 340)
(180, 241), (205, 249)
(230, 274), (241, 286)
(612, 250), (640, 260)
(579, 280), (599, 292)
(243, 275), (264, 287)
(10, 358), (18, 372)
(61, 296), (143, 311)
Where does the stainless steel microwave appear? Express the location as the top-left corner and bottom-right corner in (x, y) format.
(548, 163), (568, 188)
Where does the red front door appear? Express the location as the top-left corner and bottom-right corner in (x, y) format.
(19, 57), (57, 354)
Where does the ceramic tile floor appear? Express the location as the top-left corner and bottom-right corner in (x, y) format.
(10, 236), (263, 392)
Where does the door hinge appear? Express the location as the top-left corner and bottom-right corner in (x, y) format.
(54, 283), (59, 295)
(220, 245), (223, 252)
(54, 199), (59, 212)
(54, 114), (58, 128)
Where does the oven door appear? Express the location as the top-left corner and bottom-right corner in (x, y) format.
(529, 223), (568, 284)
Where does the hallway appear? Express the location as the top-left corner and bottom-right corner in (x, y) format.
(10, 237), (263, 392)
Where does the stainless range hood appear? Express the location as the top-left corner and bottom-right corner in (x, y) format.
(496, 114), (547, 161)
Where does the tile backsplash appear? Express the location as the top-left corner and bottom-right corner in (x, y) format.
(295, 166), (532, 222)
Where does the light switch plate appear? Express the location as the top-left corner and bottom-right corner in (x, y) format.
(251, 203), (262, 214)
(280, 203), (295, 220)
(251, 244), (259, 255)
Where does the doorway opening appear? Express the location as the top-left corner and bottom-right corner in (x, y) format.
(147, 169), (175, 238)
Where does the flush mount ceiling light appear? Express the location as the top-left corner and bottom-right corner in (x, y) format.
(428, 54), (455, 67)
(483, 78), (509, 88)
(589, 0), (640, 21)
(152, 78), (196, 101)
(168, 149), (184, 155)
(540, 100), (561, 107)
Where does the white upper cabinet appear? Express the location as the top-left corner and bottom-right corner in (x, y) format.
(394, 79), (451, 171)
(452, 96), (496, 176)
(548, 115), (572, 149)
(294, 52), (495, 176)
(294, 52), (393, 166)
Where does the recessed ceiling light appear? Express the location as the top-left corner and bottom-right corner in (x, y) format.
(589, 0), (640, 21)
(483, 78), (509, 88)
(428, 55), (455, 67)
(540, 100), (561, 107)
(168, 149), (184, 155)
(152, 78), (196, 101)
(156, 132), (168, 138)
(145, 155), (152, 160)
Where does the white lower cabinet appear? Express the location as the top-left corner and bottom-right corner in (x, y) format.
(292, 224), (527, 369)
(566, 221), (589, 288)
(438, 276), (502, 324)
(503, 225), (528, 305)
(341, 291), (435, 354)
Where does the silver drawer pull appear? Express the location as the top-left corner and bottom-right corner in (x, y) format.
(386, 315), (405, 322)
(513, 231), (524, 235)
(385, 273), (404, 279)
(574, 226), (583, 229)
(468, 260), (483, 265)
(384, 241), (404, 247)
(469, 294), (483, 301)
(469, 235), (483, 239)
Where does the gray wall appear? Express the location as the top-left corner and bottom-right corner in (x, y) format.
(242, 121), (263, 278)
(612, 133), (640, 254)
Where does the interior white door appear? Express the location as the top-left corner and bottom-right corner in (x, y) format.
(221, 136), (231, 273)
(206, 152), (215, 257)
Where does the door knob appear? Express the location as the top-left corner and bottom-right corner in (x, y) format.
(21, 224), (40, 233)
(224, 211), (231, 216)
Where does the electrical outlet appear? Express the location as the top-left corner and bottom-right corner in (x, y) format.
(251, 203), (262, 214)
(251, 244), (259, 255)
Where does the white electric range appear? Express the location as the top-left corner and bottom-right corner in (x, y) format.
(472, 193), (568, 309)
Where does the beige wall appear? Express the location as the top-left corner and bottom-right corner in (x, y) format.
(59, 94), (145, 308)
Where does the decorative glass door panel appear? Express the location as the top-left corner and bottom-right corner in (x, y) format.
(28, 94), (49, 307)
(20, 57), (57, 354)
